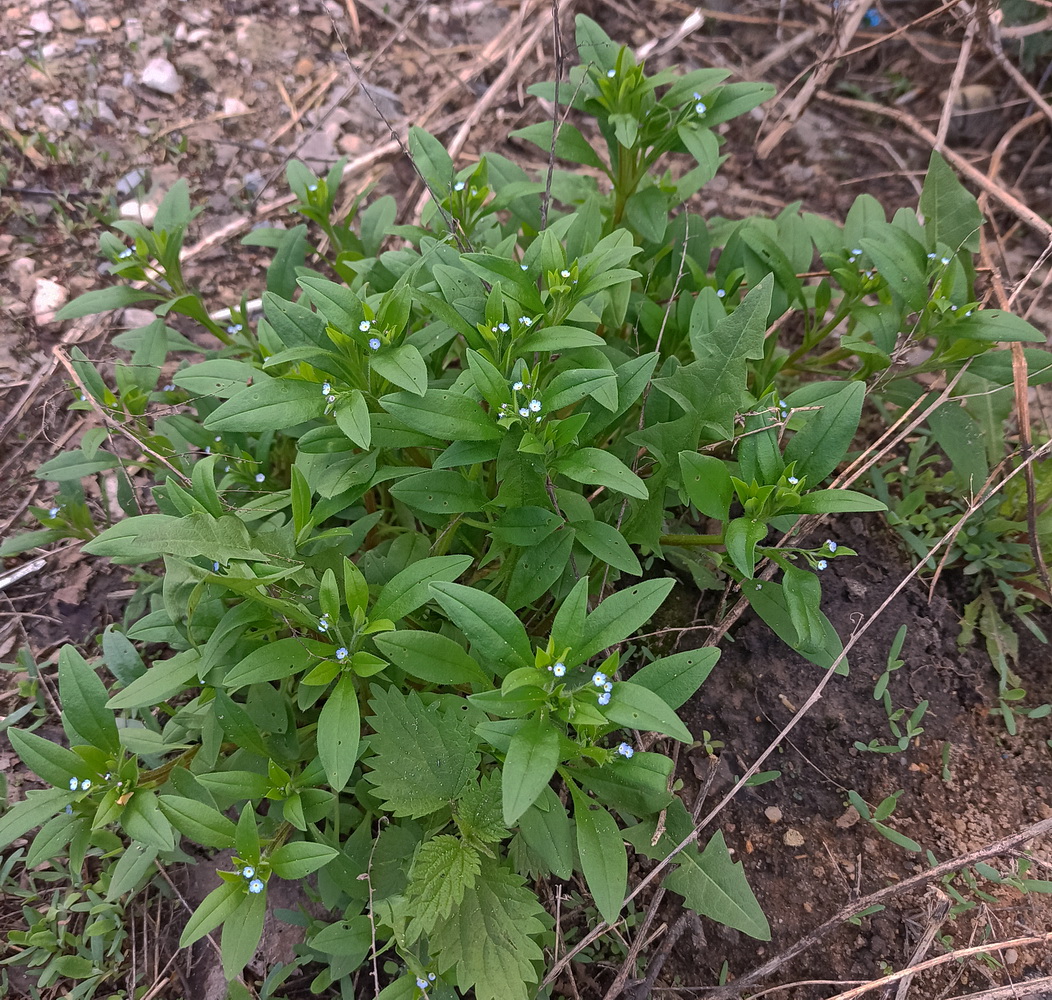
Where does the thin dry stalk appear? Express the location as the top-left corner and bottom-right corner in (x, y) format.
(935, 9), (978, 150)
(945, 977), (1052, 1000)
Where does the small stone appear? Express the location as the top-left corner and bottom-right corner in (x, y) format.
(32, 278), (68, 325)
(115, 168), (148, 196)
(29, 10), (53, 33)
(9, 257), (37, 297)
(40, 104), (70, 131)
(55, 8), (83, 31)
(836, 806), (861, 830)
(175, 50), (217, 84)
(119, 199), (157, 226)
(764, 806), (783, 824)
(85, 15), (108, 33)
(783, 828), (805, 848)
(121, 308), (157, 329)
(293, 56), (314, 77)
(140, 56), (182, 95)
(124, 18), (143, 43)
(222, 96), (248, 115)
(1003, 948), (1019, 965)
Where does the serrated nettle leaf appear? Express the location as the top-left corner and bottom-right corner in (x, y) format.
(406, 834), (481, 935)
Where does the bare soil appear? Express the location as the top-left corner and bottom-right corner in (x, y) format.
(2, 1), (1052, 997)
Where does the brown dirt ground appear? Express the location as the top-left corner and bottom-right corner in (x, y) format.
(2, 0), (1052, 997)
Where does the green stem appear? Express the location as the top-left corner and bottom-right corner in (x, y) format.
(660, 533), (723, 547)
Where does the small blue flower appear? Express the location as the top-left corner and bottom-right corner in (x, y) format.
(321, 382), (331, 395)
(335, 647), (349, 661)
(560, 269), (571, 278)
(48, 506), (59, 518)
(779, 399), (787, 408)
(318, 615), (330, 632)
(603, 681), (612, 692)
(242, 865), (255, 878)
(80, 779), (91, 791)
(69, 777), (79, 791)
(826, 539), (837, 553)
(162, 383), (175, 391)
(716, 289), (726, 298)
(940, 256), (951, 265)
(606, 68), (616, 78)
(497, 322), (510, 333)
(851, 248), (862, 256)
(416, 980), (429, 991)
(518, 407), (529, 418)
(215, 435), (222, 442)
(248, 878), (264, 894)
(204, 446), (211, 454)
(307, 183), (318, 192)
(428, 974), (436, 981)
(226, 323), (243, 334)
(695, 101), (707, 114)
(212, 561), (220, 572)
(617, 742), (634, 758)
(255, 473), (265, 483)
(512, 381), (524, 391)
(64, 804), (73, 814)
(787, 476), (799, 485)
(927, 252), (937, 260)
(693, 92), (702, 100)
(519, 316), (533, 326)
(453, 181), (465, 192)
(118, 248), (133, 259)
(369, 337), (382, 351)
(327, 395), (336, 403)
(359, 320), (371, 332)
(817, 559), (828, 570)
(520, 263), (529, 271)
(552, 662), (566, 677)
(592, 671), (607, 687)
(528, 399), (541, 413)
(598, 692), (611, 706)
(863, 7), (881, 27)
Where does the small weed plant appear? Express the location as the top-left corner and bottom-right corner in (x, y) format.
(1, 16), (1049, 998)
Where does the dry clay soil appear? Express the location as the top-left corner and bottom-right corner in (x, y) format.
(1, 0), (1052, 997)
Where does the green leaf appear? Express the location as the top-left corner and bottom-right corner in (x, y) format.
(269, 840), (339, 878)
(35, 449), (123, 482)
(748, 579), (848, 673)
(572, 520), (641, 576)
(794, 489), (887, 514)
(409, 125), (454, 190)
(950, 309), (1045, 343)
(624, 800), (770, 940)
(784, 381), (865, 485)
(571, 789), (627, 926)
(679, 452), (734, 521)
(427, 858), (546, 1000)
(782, 566), (827, 652)
(724, 516), (768, 579)
(920, 151), (983, 253)
(604, 681), (692, 742)
(573, 752), (674, 817)
(172, 359), (259, 399)
(9, 729), (85, 788)
(364, 687), (479, 817)
(122, 791), (176, 852)
(84, 512), (266, 565)
(54, 287), (159, 321)
(511, 121), (608, 171)
(0, 789), (71, 853)
(491, 506), (562, 546)
(158, 795), (237, 848)
(388, 469), (488, 514)
(58, 645), (119, 755)
(569, 578), (675, 666)
(223, 637), (314, 689)
(553, 447), (648, 500)
(372, 555), (473, 622)
(502, 715), (560, 825)
(430, 582), (533, 675)
(374, 630), (490, 686)
(211, 689), (271, 758)
(631, 648), (720, 710)
(52, 955), (96, 980)
(317, 674), (360, 792)
(221, 892), (266, 980)
(104, 843), (157, 901)
(517, 786), (574, 879)
(546, 369), (618, 411)
(334, 389), (372, 450)
(406, 835), (481, 934)
(106, 650), (201, 710)
(371, 344), (428, 395)
(381, 388), (501, 441)
(195, 770), (271, 802)
(204, 378), (327, 432)
(506, 527), (576, 609)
